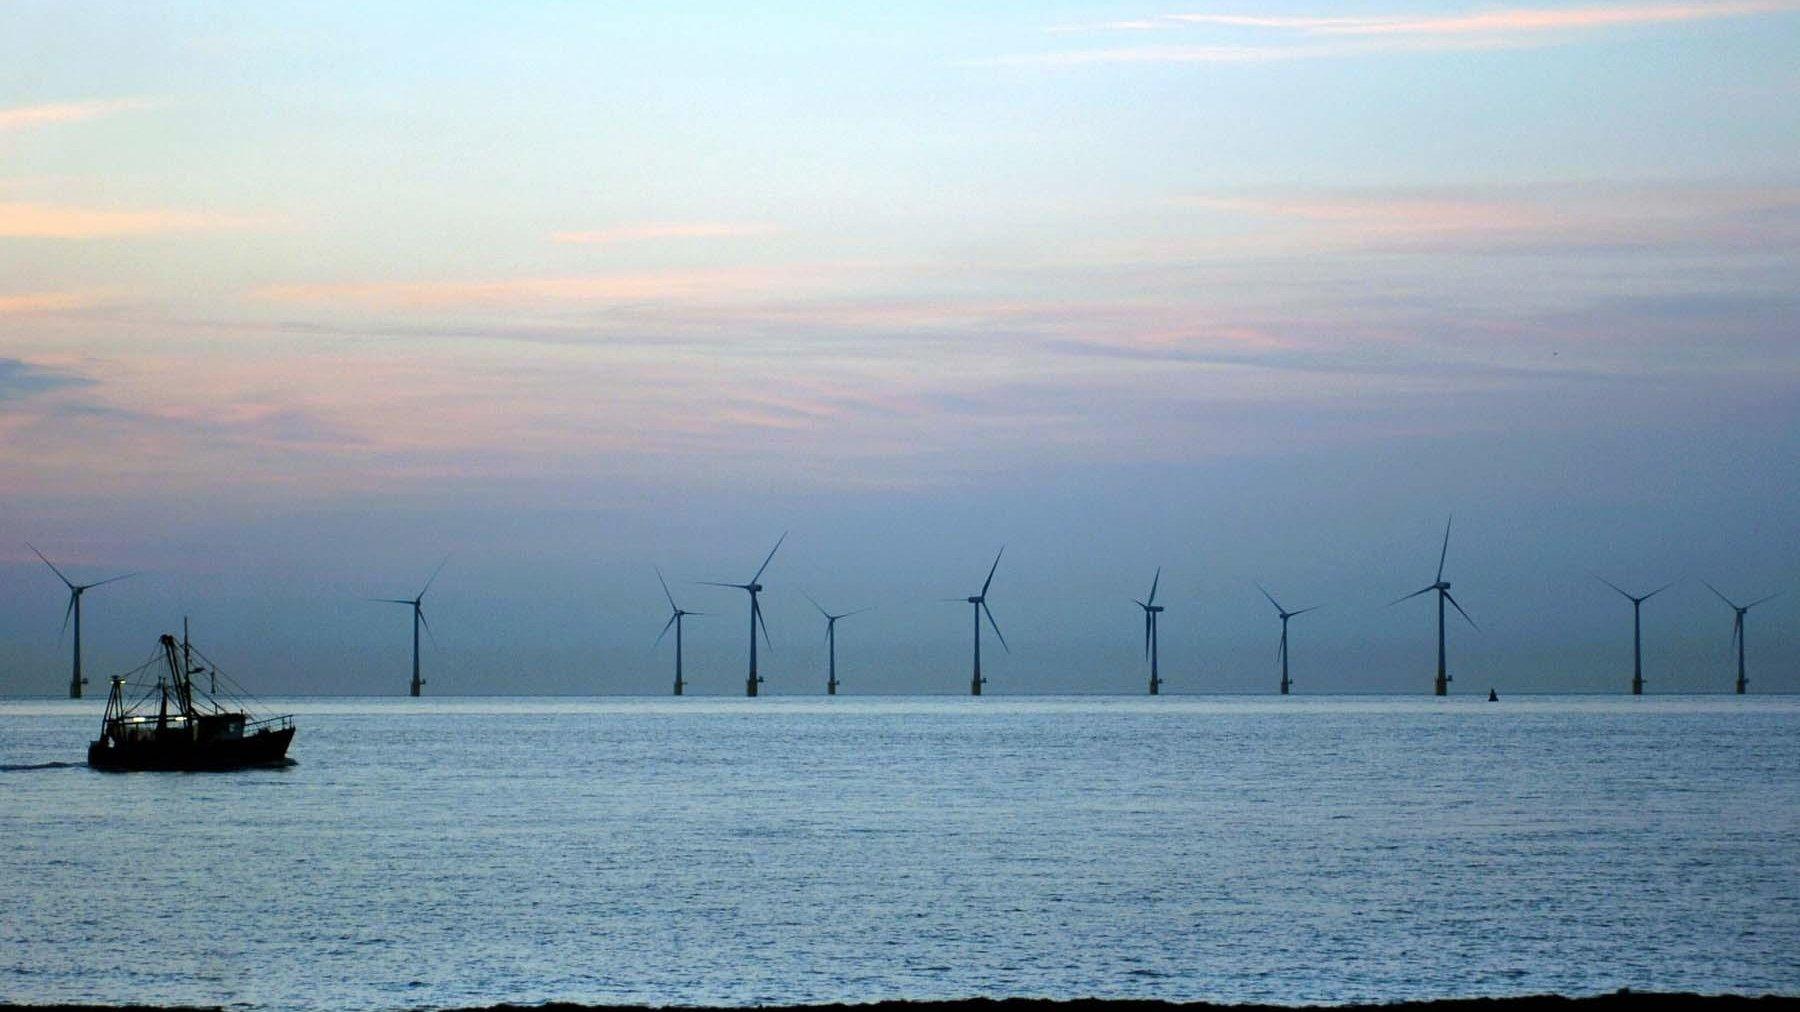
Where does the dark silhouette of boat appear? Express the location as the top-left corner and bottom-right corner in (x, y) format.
(87, 630), (295, 771)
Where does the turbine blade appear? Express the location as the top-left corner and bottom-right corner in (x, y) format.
(803, 591), (828, 618)
(654, 612), (678, 649)
(842, 607), (874, 619)
(1641, 583), (1674, 602)
(1389, 585), (1436, 606)
(419, 553), (451, 598)
(28, 544), (75, 589)
(1702, 580), (1739, 610)
(1148, 567), (1161, 606)
(1593, 573), (1634, 601)
(371, 598), (416, 605)
(1746, 592), (1782, 610)
(981, 547), (1004, 598)
(85, 571), (137, 590)
(700, 581), (752, 590)
(1257, 583), (1283, 613)
(1731, 614), (1742, 651)
(418, 607), (438, 646)
(59, 593), (75, 641)
(983, 601), (1009, 653)
(1435, 515), (1452, 584)
(1290, 605), (1321, 617)
(755, 598), (773, 651)
(1144, 611), (1151, 658)
(1445, 591), (1478, 631)
(750, 532), (787, 585)
(656, 566), (679, 612)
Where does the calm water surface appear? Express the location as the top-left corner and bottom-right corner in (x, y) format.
(3, 694), (1797, 1009)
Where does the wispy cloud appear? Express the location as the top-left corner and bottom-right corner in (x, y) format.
(987, 44), (1337, 66)
(0, 358), (91, 401)
(1170, 184), (1800, 254)
(549, 222), (775, 245)
(0, 290), (112, 314)
(0, 202), (267, 239)
(1015, 2), (1799, 64)
(0, 97), (155, 132)
(252, 267), (829, 309)
(1160, 3), (1797, 36)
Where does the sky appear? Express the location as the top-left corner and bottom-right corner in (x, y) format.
(1, 1), (1797, 696)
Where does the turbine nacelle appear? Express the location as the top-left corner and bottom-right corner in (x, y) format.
(707, 533), (786, 697)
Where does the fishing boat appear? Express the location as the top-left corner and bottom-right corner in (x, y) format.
(87, 627), (295, 771)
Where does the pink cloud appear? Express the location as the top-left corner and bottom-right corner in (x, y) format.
(0, 98), (154, 132)
(984, 44), (1329, 66)
(549, 222), (776, 244)
(1166, 3), (1798, 36)
(0, 202), (266, 239)
(251, 267), (833, 309)
(1021, 2), (1798, 63)
(1184, 194), (1558, 234)
(0, 290), (110, 314)
(1173, 185), (1800, 252)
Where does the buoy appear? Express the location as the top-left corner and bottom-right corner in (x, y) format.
(1488, 688), (1499, 702)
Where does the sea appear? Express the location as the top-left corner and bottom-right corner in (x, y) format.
(2, 694), (1797, 1010)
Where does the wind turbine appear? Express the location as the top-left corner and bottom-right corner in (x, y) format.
(1133, 568), (1165, 695)
(1703, 581), (1780, 695)
(373, 556), (447, 697)
(1595, 575), (1670, 695)
(703, 533), (786, 697)
(806, 593), (870, 695)
(1259, 584), (1318, 696)
(1391, 517), (1476, 696)
(30, 544), (136, 699)
(655, 567), (706, 696)
(951, 548), (1007, 696)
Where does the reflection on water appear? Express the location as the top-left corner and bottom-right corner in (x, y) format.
(3, 694), (1796, 1010)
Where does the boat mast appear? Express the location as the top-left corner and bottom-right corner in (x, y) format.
(183, 617), (212, 696)
(102, 675), (125, 731)
(159, 633), (195, 717)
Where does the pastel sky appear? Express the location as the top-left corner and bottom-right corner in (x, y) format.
(2, 1), (1796, 695)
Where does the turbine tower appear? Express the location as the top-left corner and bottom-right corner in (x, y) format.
(1259, 584), (1318, 696)
(806, 593), (870, 695)
(952, 548), (1007, 696)
(1704, 581), (1780, 695)
(1596, 576), (1670, 695)
(1133, 568), (1165, 695)
(30, 545), (135, 700)
(704, 533), (786, 697)
(655, 567), (706, 696)
(1391, 517), (1476, 696)
(373, 557), (447, 697)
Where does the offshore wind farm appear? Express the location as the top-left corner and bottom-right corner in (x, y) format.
(3, 2), (1799, 1011)
(8, 518), (1789, 699)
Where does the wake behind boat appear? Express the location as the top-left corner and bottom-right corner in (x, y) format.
(87, 628), (294, 772)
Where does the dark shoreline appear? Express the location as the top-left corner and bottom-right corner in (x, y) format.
(7, 992), (1798, 1012)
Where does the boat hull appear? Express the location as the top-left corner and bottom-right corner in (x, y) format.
(87, 726), (296, 772)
